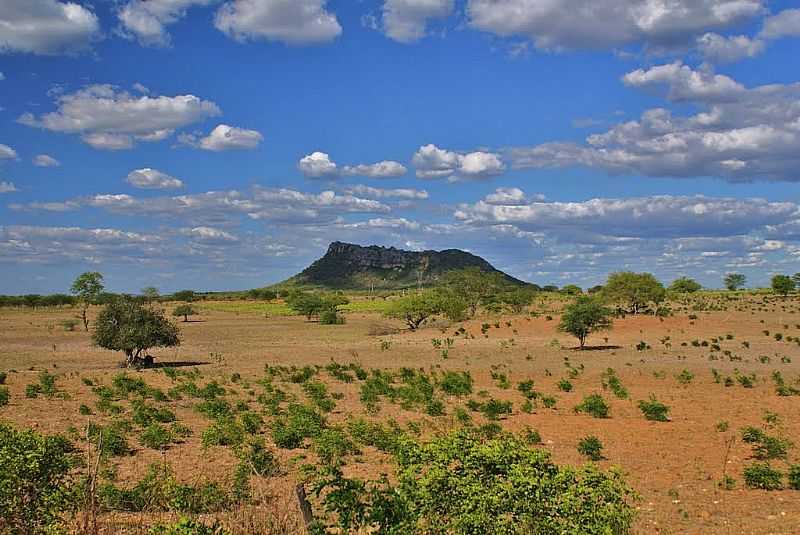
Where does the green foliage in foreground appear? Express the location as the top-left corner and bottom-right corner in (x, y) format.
(313, 429), (637, 534)
(150, 518), (229, 535)
(0, 423), (76, 534)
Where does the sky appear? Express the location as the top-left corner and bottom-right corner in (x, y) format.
(2, 0), (800, 294)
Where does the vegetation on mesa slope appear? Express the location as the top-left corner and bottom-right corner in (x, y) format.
(282, 241), (530, 291)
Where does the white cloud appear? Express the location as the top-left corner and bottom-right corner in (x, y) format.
(298, 151), (338, 178)
(467, 0), (765, 52)
(697, 33), (765, 63)
(484, 187), (529, 205)
(412, 144), (505, 179)
(622, 61), (744, 102)
(0, 0), (100, 55)
(0, 144), (17, 160)
(181, 124), (263, 151)
(181, 226), (240, 243)
(118, 0), (217, 47)
(19, 84), (221, 150)
(33, 154), (60, 167)
(0, 72), (4, 80)
(344, 184), (428, 200)
(760, 9), (800, 40)
(126, 168), (184, 190)
(455, 192), (798, 239)
(382, 0), (454, 43)
(298, 152), (406, 178)
(342, 161), (407, 178)
(215, 0), (342, 45)
(0, 181), (17, 193)
(509, 63), (800, 182)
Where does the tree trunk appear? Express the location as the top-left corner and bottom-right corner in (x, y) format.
(82, 307), (89, 331)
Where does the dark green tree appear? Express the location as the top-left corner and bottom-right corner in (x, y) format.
(70, 271), (104, 331)
(603, 271), (665, 314)
(172, 304), (198, 322)
(724, 273), (746, 291)
(93, 298), (180, 367)
(668, 277), (702, 293)
(772, 274), (795, 296)
(558, 296), (614, 349)
(385, 291), (442, 330)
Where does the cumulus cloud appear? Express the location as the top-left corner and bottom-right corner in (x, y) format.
(0, 144), (17, 160)
(180, 124), (263, 151)
(467, 0), (765, 52)
(697, 33), (765, 64)
(118, 0), (217, 47)
(215, 0), (342, 45)
(0, 0), (100, 55)
(342, 161), (407, 178)
(509, 63), (800, 182)
(760, 8), (800, 40)
(382, 0), (454, 43)
(126, 168), (184, 190)
(18, 84), (221, 150)
(0, 181), (17, 193)
(298, 151), (338, 178)
(298, 152), (407, 178)
(343, 184), (428, 200)
(455, 192), (798, 239)
(412, 144), (505, 180)
(180, 226), (240, 243)
(33, 154), (60, 167)
(14, 186), (391, 227)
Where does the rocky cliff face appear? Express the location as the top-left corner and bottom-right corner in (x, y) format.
(286, 242), (525, 290)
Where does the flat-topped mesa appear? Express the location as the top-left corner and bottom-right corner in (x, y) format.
(283, 241), (527, 290)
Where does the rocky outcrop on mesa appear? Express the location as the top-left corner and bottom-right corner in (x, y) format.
(283, 242), (526, 290)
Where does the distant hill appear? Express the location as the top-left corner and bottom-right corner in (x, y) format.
(280, 241), (528, 290)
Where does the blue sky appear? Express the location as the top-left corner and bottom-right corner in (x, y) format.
(2, 0), (800, 294)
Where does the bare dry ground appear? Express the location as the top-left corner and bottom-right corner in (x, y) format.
(1, 293), (799, 534)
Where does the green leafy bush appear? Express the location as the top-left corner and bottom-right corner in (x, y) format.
(788, 465), (800, 490)
(438, 371), (473, 396)
(150, 517), (229, 535)
(0, 423), (76, 533)
(201, 418), (245, 448)
(140, 423), (174, 450)
(312, 429), (636, 534)
(743, 463), (783, 490)
(271, 403), (325, 449)
(578, 435), (604, 461)
(638, 395), (670, 422)
(0, 386), (9, 407)
(574, 394), (610, 419)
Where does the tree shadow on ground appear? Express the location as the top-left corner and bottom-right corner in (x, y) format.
(567, 345), (622, 351)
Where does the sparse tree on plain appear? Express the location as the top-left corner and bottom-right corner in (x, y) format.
(441, 267), (508, 318)
(771, 274), (795, 296)
(93, 298), (180, 368)
(385, 291), (442, 330)
(724, 273), (746, 291)
(172, 304), (198, 322)
(668, 277), (702, 293)
(558, 296), (614, 349)
(602, 272), (665, 314)
(141, 286), (160, 305)
(70, 271), (104, 331)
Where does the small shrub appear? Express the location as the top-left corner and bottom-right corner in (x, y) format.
(150, 517), (229, 535)
(202, 419), (245, 448)
(577, 435), (604, 461)
(557, 379), (573, 392)
(675, 369), (694, 385)
(574, 394), (610, 419)
(0, 386), (9, 407)
(743, 463), (783, 490)
(439, 371), (473, 396)
(140, 423), (174, 450)
(271, 404), (325, 449)
(638, 395), (670, 422)
(788, 465), (800, 490)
